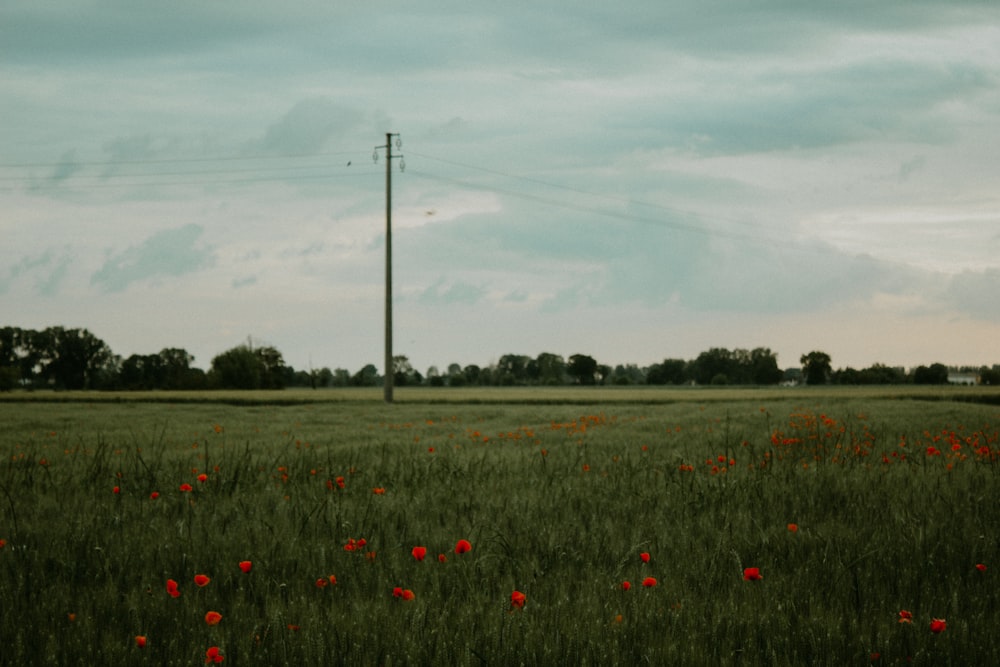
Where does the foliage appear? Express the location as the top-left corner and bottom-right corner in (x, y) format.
(209, 343), (286, 389)
(913, 363), (950, 385)
(1, 396), (998, 665)
(567, 353), (599, 385)
(801, 351), (833, 385)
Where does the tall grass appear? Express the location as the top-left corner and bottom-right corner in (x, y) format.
(0, 397), (997, 665)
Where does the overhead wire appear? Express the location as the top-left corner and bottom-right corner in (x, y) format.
(1, 143), (821, 255)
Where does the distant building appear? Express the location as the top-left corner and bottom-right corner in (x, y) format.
(947, 372), (979, 385)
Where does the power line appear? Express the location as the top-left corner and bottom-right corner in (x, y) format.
(0, 150), (358, 170)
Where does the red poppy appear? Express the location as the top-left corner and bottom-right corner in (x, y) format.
(898, 609), (913, 624)
(438, 553), (447, 563)
(392, 587), (403, 598)
(112, 486), (120, 495)
(239, 561), (253, 574)
(621, 581), (631, 591)
(743, 567), (762, 581)
(411, 546), (427, 561)
(197, 473), (208, 483)
(135, 635), (147, 648)
(179, 483), (193, 492)
(204, 611), (223, 626)
(510, 590), (526, 609)
(401, 589), (415, 601)
(316, 577), (329, 588)
(194, 574), (211, 587)
(372, 487), (386, 495)
(205, 646), (224, 663)
(166, 579), (181, 598)
(640, 552), (650, 563)
(0, 538), (5, 549)
(149, 491), (159, 500)
(642, 577), (657, 588)
(454, 539), (472, 554)
(976, 563), (987, 573)
(335, 476), (346, 489)
(930, 618), (946, 634)
(787, 523), (798, 533)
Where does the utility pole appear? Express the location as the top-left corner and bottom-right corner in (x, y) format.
(373, 133), (404, 403)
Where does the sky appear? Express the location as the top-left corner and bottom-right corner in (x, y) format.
(2, 1), (999, 376)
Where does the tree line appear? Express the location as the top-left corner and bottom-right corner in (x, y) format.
(1, 326), (996, 392)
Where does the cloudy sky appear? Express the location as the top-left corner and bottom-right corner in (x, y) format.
(2, 2), (999, 376)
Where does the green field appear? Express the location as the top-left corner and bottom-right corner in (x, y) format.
(1, 388), (998, 665)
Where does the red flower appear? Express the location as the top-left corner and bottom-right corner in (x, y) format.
(621, 581), (631, 591)
(166, 579), (181, 598)
(135, 635), (147, 648)
(335, 476), (346, 489)
(510, 590), (526, 609)
(316, 577), (329, 588)
(401, 589), (415, 601)
(411, 546), (427, 561)
(372, 487), (386, 495)
(194, 574), (211, 587)
(392, 586), (403, 598)
(204, 611), (223, 626)
(898, 609), (913, 624)
(0, 538), (5, 549)
(976, 563), (987, 573)
(640, 552), (650, 563)
(197, 473), (208, 483)
(238, 560), (253, 574)
(438, 553), (447, 563)
(787, 523), (798, 533)
(642, 577), (657, 588)
(929, 618), (946, 634)
(743, 567), (762, 581)
(149, 491), (159, 500)
(205, 646), (224, 663)
(454, 539), (472, 554)
(112, 486), (120, 495)
(179, 483), (193, 492)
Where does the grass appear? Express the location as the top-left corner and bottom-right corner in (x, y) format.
(0, 390), (998, 665)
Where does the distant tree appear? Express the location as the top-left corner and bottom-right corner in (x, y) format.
(392, 355), (421, 387)
(691, 348), (734, 385)
(210, 345), (261, 389)
(800, 351), (832, 386)
(497, 354), (531, 385)
(426, 366), (445, 387)
(209, 343), (286, 389)
(534, 352), (566, 385)
(913, 363), (949, 385)
(351, 363), (379, 387)
(980, 365), (1000, 386)
(38, 327), (114, 390)
(462, 364), (482, 385)
(647, 359), (688, 385)
(749, 348), (783, 385)
(567, 354), (598, 385)
(332, 368), (351, 387)
(159, 348), (195, 389)
(611, 364), (645, 385)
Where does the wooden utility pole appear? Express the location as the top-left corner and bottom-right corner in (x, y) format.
(374, 133), (403, 403)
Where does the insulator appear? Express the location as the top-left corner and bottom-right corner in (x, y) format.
(399, 158), (406, 172)
(395, 137), (402, 149)
(372, 150), (379, 163)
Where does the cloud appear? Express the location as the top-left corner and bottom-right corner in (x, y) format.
(251, 98), (367, 155)
(0, 248), (73, 296)
(417, 277), (487, 306)
(943, 269), (1000, 321)
(90, 224), (214, 292)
